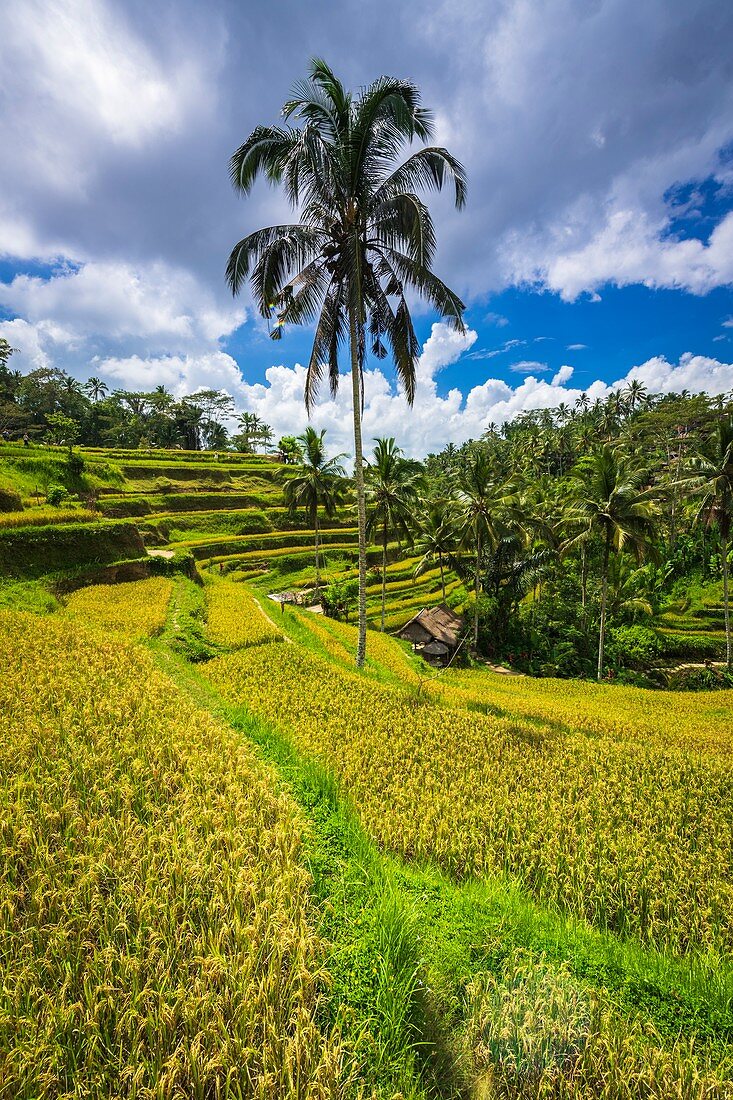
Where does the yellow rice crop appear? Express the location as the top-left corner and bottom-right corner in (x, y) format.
(205, 642), (733, 955)
(293, 609), (422, 683)
(64, 576), (173, 638)
(441, 667), (733, 756)
(206, 579), (283, 649)
(0, 612), (342, 1097)
(0, 507), (97, 528)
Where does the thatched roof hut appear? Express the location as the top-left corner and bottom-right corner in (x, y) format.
(399, 605), (465, 664)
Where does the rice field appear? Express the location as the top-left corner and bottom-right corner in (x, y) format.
(206, 578), (283, 649)
(205, 639), (733, 955)
(64, 576), (174, 639)
(0, 611), (343, 1097)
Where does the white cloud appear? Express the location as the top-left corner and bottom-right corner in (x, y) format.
(0, 260), (245, 368)
(485, 311), (509, 327)
(510, 360), (549, 374)
(468, 338), (524, 360)
(567, 343), (588, 350)
(506, 208), (733, 301)
(552, 365), (574, 386)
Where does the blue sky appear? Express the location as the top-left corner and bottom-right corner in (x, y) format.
(1, 0), (733, 455)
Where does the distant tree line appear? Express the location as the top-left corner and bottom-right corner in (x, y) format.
(0, 344), (278, 455)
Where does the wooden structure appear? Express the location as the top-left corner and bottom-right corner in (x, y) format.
(398, 605), (465, 666)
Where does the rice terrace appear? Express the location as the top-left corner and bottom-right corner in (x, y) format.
(2, 8), (733, 1100)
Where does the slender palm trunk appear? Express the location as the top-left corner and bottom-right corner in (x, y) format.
(314, 508), (321, 592)
(597, 529), (611, 681)
(349, 303), (367, 667)
(723, 531), (731, 671)
(474, 527), (481, 649)
(439, 551), (445, 602)
(581, 542), (588, 610)
(381, 517), (387, 632)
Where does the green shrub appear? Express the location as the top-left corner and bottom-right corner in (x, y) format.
(46, 485), (70, 507)
(607, 625), (663, 669)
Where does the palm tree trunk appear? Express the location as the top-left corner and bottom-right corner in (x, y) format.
(381, 517), (387, 632)
(314, 509), (321, 592)
(723, 531), (731, 671)
(597, 530), (611, 681)
(439, 551), (445, 602)
(349, 303), (367, 668)
(474, 527), (481, 649)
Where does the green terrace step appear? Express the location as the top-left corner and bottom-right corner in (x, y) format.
(367, 576), (464, 613)
(656, 629), (726, 660)
(78, 447), (276, 464)
(174, 527), (358, 560)
(659, 615), (727, 633)
(203, 543), (360, 568)
(204, 543), (400, 570)
(149, 509), (355, 536)
(101, 495), (283, 519)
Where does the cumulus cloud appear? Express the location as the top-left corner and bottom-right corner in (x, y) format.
(552, 365), (574, 386)
(2, 0), (733, 304)
(0, 259), (245, 370)
(506, 208), (733, 301)
(14, 320), (732, 459)
(228, 339), (733, 459)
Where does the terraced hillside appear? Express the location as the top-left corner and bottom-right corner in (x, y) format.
(0, 443), (467, 629)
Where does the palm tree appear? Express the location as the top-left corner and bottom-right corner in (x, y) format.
(624, 379), (647, 413)
(456, 448), (516, 648)
(84, 377), (108, 403)
(283, 427), (347, 591)
(365, 437), (421, 630)
(226, 59), (466, 666)
(413, 497), (459, 603)
(689, 419), (733, 669)
(571, 445), (659, 680)
(237, 412), (263, 452)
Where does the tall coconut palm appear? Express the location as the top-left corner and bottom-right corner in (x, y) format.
(456, 448), (516, 648)
(84, 377), (108, 403)
(413, 497), (460, 603)
(689, 418), (733, 669)
(283, 427), (347, 591)
(226, 59), (466, 666)
(571, 445), (659, 680)
(365, 437), (421, 630)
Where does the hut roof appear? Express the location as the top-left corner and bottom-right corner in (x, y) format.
(399, 605), (464, 648)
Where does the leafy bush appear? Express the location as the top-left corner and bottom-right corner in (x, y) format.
(0, 486), (22, 513)
(46, 484), (70, 507)
(607, 625), (663, 670)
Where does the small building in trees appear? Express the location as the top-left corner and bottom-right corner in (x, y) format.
(398, 605), (465, 666)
